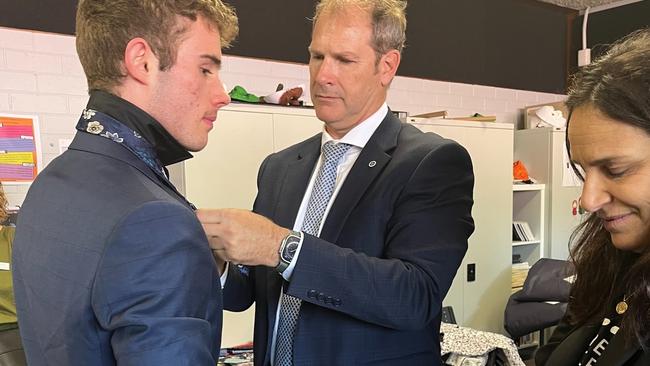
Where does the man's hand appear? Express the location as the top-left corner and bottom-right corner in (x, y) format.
(196, 208), (289, 268)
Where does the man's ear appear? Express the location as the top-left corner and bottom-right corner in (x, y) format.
(378, 49), (400, 87)
(123, 37), (158, 85)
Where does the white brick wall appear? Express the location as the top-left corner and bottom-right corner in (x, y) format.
(11, 93), (68, 114)
(0, 93), (9, 111)
(0, 27), (85, 206)
(0, 28), (34, 51)
(5, 50), (62, 74)
(0, 71), (38, 92)
(0, 26), (565, 206)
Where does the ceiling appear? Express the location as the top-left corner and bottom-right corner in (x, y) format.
(536, 0), (631, 10)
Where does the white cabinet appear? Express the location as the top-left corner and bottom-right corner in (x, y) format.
(407, 118), (513, 334)
(182, 104), (323, 209)
(185, 110), (274, 209)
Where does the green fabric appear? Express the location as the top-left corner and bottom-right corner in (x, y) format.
(0, 226), (17, 327)
(229, 85), (260, 103)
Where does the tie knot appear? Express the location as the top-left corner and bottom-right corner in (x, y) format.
(322, 142), (351, 164)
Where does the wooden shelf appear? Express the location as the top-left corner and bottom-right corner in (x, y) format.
(512, 240), (541, 247)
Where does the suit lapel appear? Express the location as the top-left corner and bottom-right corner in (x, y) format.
(319, 113), (401, 242)
(272, 136), (321, 228)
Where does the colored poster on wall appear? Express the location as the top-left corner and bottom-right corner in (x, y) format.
(0, 114), (42, 184)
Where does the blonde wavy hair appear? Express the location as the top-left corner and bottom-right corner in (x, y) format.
(76, 0), (239, 92)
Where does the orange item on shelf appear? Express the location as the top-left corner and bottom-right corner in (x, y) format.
(513, 160), (530, 181)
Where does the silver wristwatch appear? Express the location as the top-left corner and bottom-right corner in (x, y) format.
(275, 230), (302, 274)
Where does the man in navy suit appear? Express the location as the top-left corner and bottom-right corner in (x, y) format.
(12, 1), (238, 365)
(198, 0), (474, 365)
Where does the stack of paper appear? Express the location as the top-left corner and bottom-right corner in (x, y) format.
(512, 262), (531, 289)
(512, 221), (535, 242)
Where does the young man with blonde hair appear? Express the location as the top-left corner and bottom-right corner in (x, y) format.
(199, 0), (474, 364)
(13, 1), (237, 365)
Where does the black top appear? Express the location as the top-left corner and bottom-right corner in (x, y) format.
(578, 314), (622, 365)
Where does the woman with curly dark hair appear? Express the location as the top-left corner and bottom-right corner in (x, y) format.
(0, 182), (25, 365)
(0, 182), (17, 328)
(536, 28), (650, 366)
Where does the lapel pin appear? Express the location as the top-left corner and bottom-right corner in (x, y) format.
(368, 160), (377, 168)
(86, 121), (104, 134)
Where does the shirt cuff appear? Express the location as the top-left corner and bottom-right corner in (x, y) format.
(281, 231), (304, 281)
(219, 262), (229, 289)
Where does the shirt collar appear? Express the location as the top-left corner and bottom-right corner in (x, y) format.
(321, 103), (388, 148)
(86, 90), (192, 166)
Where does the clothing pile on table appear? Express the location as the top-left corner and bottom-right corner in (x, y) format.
(441, 322), (525, 366)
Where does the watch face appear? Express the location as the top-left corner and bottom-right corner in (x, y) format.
(282, 241), (299, 262)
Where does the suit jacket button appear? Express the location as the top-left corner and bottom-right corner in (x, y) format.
(325, 296), (333, 304)
(317, 292), (326, 301)
(307, 290), (317, 298)
(334, 298), (342, 306)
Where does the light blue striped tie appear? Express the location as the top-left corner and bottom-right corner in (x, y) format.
(274, 141), (352, 365)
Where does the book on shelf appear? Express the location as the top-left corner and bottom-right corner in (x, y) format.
(512, 221), (535, 242)
(512, 275), (528, 288)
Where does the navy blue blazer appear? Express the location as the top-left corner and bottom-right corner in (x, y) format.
(223, 112), (475, 365)
(13, 132), (223, 365)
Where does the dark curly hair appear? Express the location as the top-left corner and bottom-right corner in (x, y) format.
(565, 28), (650, 350)
(0, 183), (7, 225)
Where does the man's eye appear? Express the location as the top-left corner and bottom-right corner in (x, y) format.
(201, 68), (213, 75)
(605, 168), (626, 178)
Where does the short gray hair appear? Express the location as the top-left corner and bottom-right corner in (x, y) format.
(313, 0), (407, 58)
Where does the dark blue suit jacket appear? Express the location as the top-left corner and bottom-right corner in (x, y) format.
(223, 112), (474, 365)
(13, 132), (223, 365)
